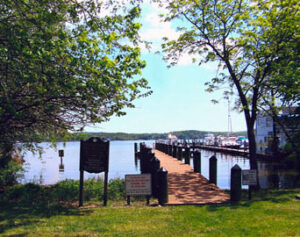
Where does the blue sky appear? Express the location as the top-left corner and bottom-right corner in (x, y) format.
(86, 2), (247, 134)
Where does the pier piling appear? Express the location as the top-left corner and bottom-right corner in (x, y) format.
(230, 164), (242, 202)
(209, 155), (217, 185)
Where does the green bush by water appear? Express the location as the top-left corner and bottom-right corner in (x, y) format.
(0, 178), (126, 205)
(0, 160), (23, 187)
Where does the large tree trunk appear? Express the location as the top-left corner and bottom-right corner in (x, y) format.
(247, 124), (258, 170)
(245, 118), (260, 189)
(224, 52), (260, 187)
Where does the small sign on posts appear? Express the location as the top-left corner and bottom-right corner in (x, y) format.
(58, 149), (64, 157)
(242, 170), (257, 186)
(79, 137), (109, 207)
(242, 169), (257, 200)
(125, 174), (152, 205)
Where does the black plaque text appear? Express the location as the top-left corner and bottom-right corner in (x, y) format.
(80, 137), (109, 173)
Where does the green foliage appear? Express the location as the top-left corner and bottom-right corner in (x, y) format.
(107, 178), (126, 200)
(1, 178), (127, 205)
(0, 159), (23, 188)
(0, 0), (150, 149)
(158, 0), (299, 169)
(282, 129), (300, 170)
(0, 0), (151, 184)
(282, 152), (300, 171)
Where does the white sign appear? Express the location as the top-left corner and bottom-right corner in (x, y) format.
(125, 174), (152, 196)
(242, 170), (257, 186)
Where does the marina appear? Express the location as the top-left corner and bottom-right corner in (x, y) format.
(20, 140), (298, 190)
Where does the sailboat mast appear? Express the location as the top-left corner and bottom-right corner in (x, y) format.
(228, 99), (232, 137)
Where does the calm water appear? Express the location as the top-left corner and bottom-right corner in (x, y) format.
(19, 141), (299, 189)
(20, 140), (154, 185)
(192, 150), (299, 189)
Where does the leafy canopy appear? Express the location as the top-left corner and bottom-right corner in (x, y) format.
(0, 0), (151, 146)
(157, 0), (299, 166)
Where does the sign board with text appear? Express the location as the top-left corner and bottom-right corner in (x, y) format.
(242, 170), (257, 186)
(79, 137), (109, 207)
(125, 174), (152, 196)
(59, 150), (64, 157)
(80, 137), (109, 173)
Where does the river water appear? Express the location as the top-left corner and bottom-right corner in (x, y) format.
(19, 140), (299, 189)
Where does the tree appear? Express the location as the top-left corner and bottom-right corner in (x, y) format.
(0, 0), (151, 182)
(157, 0), (299, 171)
(259, 35), (299, 152)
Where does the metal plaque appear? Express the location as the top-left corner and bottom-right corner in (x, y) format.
(80, 137), (109, 173)
(242, 170), (257, 186)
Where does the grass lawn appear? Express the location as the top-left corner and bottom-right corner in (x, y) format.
(0, 189), (300, 236)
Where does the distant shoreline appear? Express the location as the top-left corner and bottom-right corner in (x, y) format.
(66, 130), (247, 142)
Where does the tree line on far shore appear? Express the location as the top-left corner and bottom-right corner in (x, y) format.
(67, 130), (248, 141)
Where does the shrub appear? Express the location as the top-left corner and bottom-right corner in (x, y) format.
(108, 178), (125, 201)
(0, 178), (127, 205)
(0, 160), (23, 187)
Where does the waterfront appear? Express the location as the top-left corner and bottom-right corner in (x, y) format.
(20, 140), (154, 185)
(19, 140), (299, 189)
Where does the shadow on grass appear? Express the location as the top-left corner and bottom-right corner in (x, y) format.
(0, 179), (127, 235)
(1, 186), (299, 235)
(0, 200), (92, 235)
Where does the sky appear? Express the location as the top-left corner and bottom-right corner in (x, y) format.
(86, 2), (247, 134)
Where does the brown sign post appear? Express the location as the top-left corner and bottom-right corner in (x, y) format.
(79, 137), (109, 207)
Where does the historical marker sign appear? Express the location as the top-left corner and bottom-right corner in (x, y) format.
(242, 170), (257, 186)
(80, 137), (109, 173)
(79, 137), (109, 207)
(125, 174), (152, 196)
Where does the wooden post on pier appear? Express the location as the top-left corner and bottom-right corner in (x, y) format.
(162, 144), (167, 153)
(193, 150), (201, 173)
(209, 155), (217, 185)
(172, 145), (177, 158)
(184, 147), (190, 164)
(157, 167), (168, 205)
(168, 145), (172, 156)
(134, 142), (138, 154)
(177, 146), (182, 160)
(230, 164), (241, 202)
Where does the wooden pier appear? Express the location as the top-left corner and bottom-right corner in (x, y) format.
(153, 150), (230, 205)
(192, 144), (273, 159)
(194, 144), (249, 157)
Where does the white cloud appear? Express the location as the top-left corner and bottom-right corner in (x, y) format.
(140, 6), (179, 51)
(150, 1), (170, 14)
(201, 62), (219, 71)
(176, 53), (195, 66)
(144, 12), (163, 28)
(140, 12), (179, 41)
(175, 54), (216, 70)
(174, 52), (220, 70)
(139, 2), (221, 70)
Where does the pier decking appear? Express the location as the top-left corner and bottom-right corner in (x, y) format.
(153, 150), (230, 205)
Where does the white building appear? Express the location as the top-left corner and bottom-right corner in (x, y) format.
(256, 114), (276, 154)
(256, 110), (299, 154)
